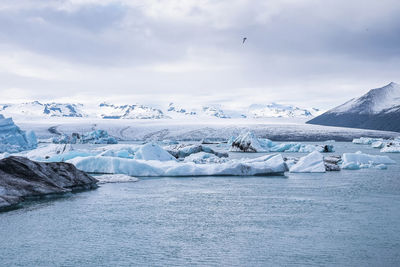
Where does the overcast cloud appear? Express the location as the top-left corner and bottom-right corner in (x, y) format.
(0, 0), (399, 110)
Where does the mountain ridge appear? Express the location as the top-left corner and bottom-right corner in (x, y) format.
(307, 82), (400, 132)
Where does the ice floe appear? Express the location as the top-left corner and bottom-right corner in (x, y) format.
(341, 151), (395, 170)
(95, 174), (139, 184)
(289, 151), (326, 173)
(67, 154), (287, 177)
(53, 129), (118, 144)
(229, 131), (334, 153)
(352, 137), (384, 145)
(165, 144), (228, 159)
(183, 152), (229, 164)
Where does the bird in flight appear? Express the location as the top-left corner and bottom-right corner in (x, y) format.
(242, 37), (247, 44)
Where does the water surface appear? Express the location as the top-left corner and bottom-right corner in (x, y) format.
(1, 142), (399, 266)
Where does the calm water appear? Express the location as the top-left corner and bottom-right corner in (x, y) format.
(1, 143), (400, 266)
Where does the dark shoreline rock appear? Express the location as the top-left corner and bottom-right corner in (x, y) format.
(0, 156), (98, 212)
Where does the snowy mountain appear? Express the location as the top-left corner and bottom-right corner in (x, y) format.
(167, 103), (197, 116)
(0, 101), (320, 120)
(248, 103), (319, 118)
(202, 106), (231, 118)
(0, 101), (86, 117)
(307, 82), (400, 132)
(99, 103), (166, 119)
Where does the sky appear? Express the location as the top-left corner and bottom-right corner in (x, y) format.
(0, 0), (399, 110)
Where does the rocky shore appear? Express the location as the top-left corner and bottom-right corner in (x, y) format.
(0, 156), (98, 211)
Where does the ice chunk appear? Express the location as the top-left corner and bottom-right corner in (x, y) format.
(0, 114), (37, 153)
(289, 151), (326, 173)
(352, 137), (383, 145)
(68, 154), (287, 177)
(95, 174), (139, 184)
(371, 141), (385, 148)
(53, 129), (118, 144)
(270, 143), (334, 153)
(230, 131), (267, 152)
(375, 164), (387, 170)
(24, 144), (93, 162)
(133, 143), (176, 161)
(380, 142), (400, 153)
(184, 152), (229, 164)
(98, 143), (177, 161)
(165, 144), (228, 158)
(341, 151), (395, 169)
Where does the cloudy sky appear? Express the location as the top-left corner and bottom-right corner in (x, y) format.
(0, 0), (399, 110)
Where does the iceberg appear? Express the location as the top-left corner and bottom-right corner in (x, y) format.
(341, 151), (395, 170)
(229, 131), (333, 153)
(24, 144), (94, 162)
(352, 137), (383, 145)
(129, 143), (176, 161)
(230, 131), (268, 152)
(95, 174), (139, 184)
(165, 144), (228, 158)
(53, 130), (118, 144)
(0, 114), (37, 153)
(67, 154), (287, 177)
(183, 152), (229, 164)
(371, 141), (385, 148)
(25, 142), (177, 162)
(380, 142), (400, 153)
(289, 151), (326, 173)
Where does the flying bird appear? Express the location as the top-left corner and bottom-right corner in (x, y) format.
(242, 37), (247, 44)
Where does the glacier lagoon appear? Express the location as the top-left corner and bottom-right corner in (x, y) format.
(0, 142), (400, 266)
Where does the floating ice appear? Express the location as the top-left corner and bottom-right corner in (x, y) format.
(371, 141), (385, 148)
(0, 114), (37, 153)
(352, 137), (383, 145)
(24, 144), (94, 162)
(131, 143), (176, 161)
(380, 142), (400, 153)
(68, 154), (287, 177)
(165, 144), (228, 158)
(341, 151), (395, 170)
(230, 131), (268, 152)
(229, 131), (333, 153)
(53, 129), (118, 144)
(289, 151), (326, 173)
(183, 152), (229, 164)
(95, 174), (139, 184)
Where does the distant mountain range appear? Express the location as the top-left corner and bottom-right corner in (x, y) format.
(0, 101), (319, 120)
(0, 101), (85, 117)
(307, 82), (400, 132)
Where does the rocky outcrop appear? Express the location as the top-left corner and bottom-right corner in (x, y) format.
(0, 156), (98, 211)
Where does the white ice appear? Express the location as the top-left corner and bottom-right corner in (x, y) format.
(341, 151), (396, 170)
(289, 151), (326, 173)
(95, 174), (139, 184)
(0, 114), (37, 153)
(67, 153), (287, 177)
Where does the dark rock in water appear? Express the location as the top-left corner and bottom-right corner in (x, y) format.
(0, 156), (98, 211)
